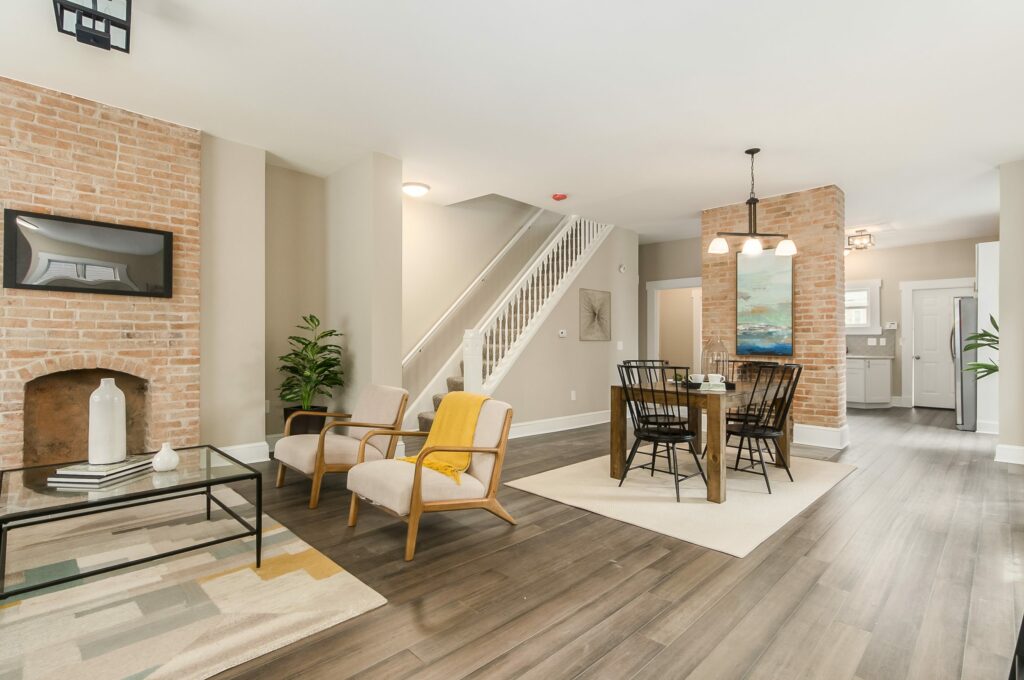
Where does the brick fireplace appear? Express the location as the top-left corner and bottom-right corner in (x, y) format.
(0, 77), (202, 469)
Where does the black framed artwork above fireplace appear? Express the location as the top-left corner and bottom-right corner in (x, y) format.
(3, 209), (173, 298)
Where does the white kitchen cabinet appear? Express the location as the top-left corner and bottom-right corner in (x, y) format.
(847, 356), (892, 407)
(847, 360), (866, 403)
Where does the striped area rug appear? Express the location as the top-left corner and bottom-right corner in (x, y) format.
(0, 488), (385, 680)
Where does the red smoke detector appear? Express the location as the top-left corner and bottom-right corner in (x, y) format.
(551, 193), (568, 201)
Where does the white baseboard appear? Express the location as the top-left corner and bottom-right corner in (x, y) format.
(793, 423), (850, 450)
(219, 440), (271, 464)
(510, 410), (610, 439)
(890, 395), (912, 408)
(267, 433), (285, 453)
(995, 444), (1024, 465)
(977, 420), (999, 435)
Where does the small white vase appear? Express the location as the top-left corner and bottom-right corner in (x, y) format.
(88, 378), (127, 465)
(152, 442), (179, 472)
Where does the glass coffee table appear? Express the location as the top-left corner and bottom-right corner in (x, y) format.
(0, 445), (261, 600)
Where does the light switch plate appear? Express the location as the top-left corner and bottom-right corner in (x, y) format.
(616, 340), (624, 350)
(868, 338), (877, 346)
(879, 338), (887, 345)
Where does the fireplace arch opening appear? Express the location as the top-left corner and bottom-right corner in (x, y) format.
(23, 369), (148, 466)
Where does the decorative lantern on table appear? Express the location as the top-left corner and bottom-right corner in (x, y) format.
(701, 336), (730, 379)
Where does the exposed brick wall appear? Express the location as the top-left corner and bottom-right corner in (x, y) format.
(0, 77), (201, 469)
(701, 185), (846, 429)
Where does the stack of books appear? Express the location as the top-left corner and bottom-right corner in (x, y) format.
(47, 456), (153, 490)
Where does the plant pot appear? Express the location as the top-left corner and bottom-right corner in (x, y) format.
(283, 405), (328, 435)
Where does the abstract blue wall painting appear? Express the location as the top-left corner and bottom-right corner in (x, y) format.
(736, 250), (794, 356)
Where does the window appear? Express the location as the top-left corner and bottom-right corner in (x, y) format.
(845, 279), (882, 335)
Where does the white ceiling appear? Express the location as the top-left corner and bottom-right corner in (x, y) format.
(2, 1), (1020, 245)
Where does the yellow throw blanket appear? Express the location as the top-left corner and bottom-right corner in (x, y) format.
(400, 391), (489, 484)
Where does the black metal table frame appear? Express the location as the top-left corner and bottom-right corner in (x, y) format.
(0, 445), (262, 601)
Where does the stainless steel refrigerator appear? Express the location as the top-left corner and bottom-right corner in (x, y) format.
(953, 296), (978, 431)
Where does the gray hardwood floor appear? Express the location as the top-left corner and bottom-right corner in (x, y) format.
(221, 407), (1020, 680)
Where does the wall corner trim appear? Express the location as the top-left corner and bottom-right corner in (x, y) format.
(793, 423), (850, 451)
(977, 420), (999, 436)
(995, 444), (1024, 466)
(219, 441), (271, 464)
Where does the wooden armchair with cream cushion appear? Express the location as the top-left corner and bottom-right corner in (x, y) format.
(346, 398), (515, 560)
(274, 384), (408, 509)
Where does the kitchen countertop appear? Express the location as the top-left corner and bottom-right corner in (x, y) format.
(846, 355), (895, 360)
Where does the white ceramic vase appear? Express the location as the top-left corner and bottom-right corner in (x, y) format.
(88, 378), (127, 465)
(152, 442), (180, 472)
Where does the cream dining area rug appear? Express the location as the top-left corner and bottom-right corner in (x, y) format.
(506, 448), (855, 558)
(0, 488), (385, 680)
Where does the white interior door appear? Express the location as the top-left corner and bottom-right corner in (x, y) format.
(912, 287), (971, 409)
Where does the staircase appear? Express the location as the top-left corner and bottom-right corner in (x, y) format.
(413, 216), (614, 431)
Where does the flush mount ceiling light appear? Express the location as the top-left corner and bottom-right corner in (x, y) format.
(402, 182), (431, 198)
(847, 229), (875, 251)
(54, 0), (132, 53)
(707, 148), (797, 258)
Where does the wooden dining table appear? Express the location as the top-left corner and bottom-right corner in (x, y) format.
(609, 381), (793, 503)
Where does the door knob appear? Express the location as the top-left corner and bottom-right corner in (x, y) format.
(914, 355), (921, 360)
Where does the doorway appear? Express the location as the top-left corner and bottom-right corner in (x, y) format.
(646, 277), (702, 370)
(911, 285), (973, 409)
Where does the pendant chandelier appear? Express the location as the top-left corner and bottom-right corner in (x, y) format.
(707, 148), (797, 257)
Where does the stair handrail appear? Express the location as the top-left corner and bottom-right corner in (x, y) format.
(464, 216), (612, 391)
(474, 214), (581, 333)
(402, 207), (547, 366)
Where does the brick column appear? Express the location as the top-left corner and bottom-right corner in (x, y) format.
(701, 185), (847, 442)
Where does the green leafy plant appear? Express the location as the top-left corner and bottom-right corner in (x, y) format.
(277, 314), (345, 409)
(963, 315), (999, 380)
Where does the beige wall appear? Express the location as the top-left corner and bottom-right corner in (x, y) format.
(1000, 160), (1024, 452)
(402, 194), (538, 353)
(325, 152), (403, 408)
(493, 227), (639, 422)
(844, 237), (985, 397)
(265, 165), (327, 433)
(200, 134), (267, 447)
(638, 236), (702, 358)
(658, 287), (700, 368)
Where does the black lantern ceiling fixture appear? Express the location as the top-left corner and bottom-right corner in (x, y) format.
(707, 148), (797, 257)
(54, 0), (132, 53)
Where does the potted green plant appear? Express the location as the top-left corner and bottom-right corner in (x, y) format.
(964, 315), (999, 379)
(277, 314), (345, 434)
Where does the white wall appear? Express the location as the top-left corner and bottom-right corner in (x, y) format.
(844, 237), (985, 398)
(638, 237), (702, 358)
(998, 160), (1024, 462)
(976, 241), (999, 434)
(493, 227), (639, 424)
(265, 165), (327, 433)
(199, 134), (267, 452)
(325, 152), (403, 408)
(402, 194), (537, 352)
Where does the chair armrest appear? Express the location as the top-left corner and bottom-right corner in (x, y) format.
(413, 445), (499, 465)
(354, 429), (427, 464)
(284, 410), (352, 436)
